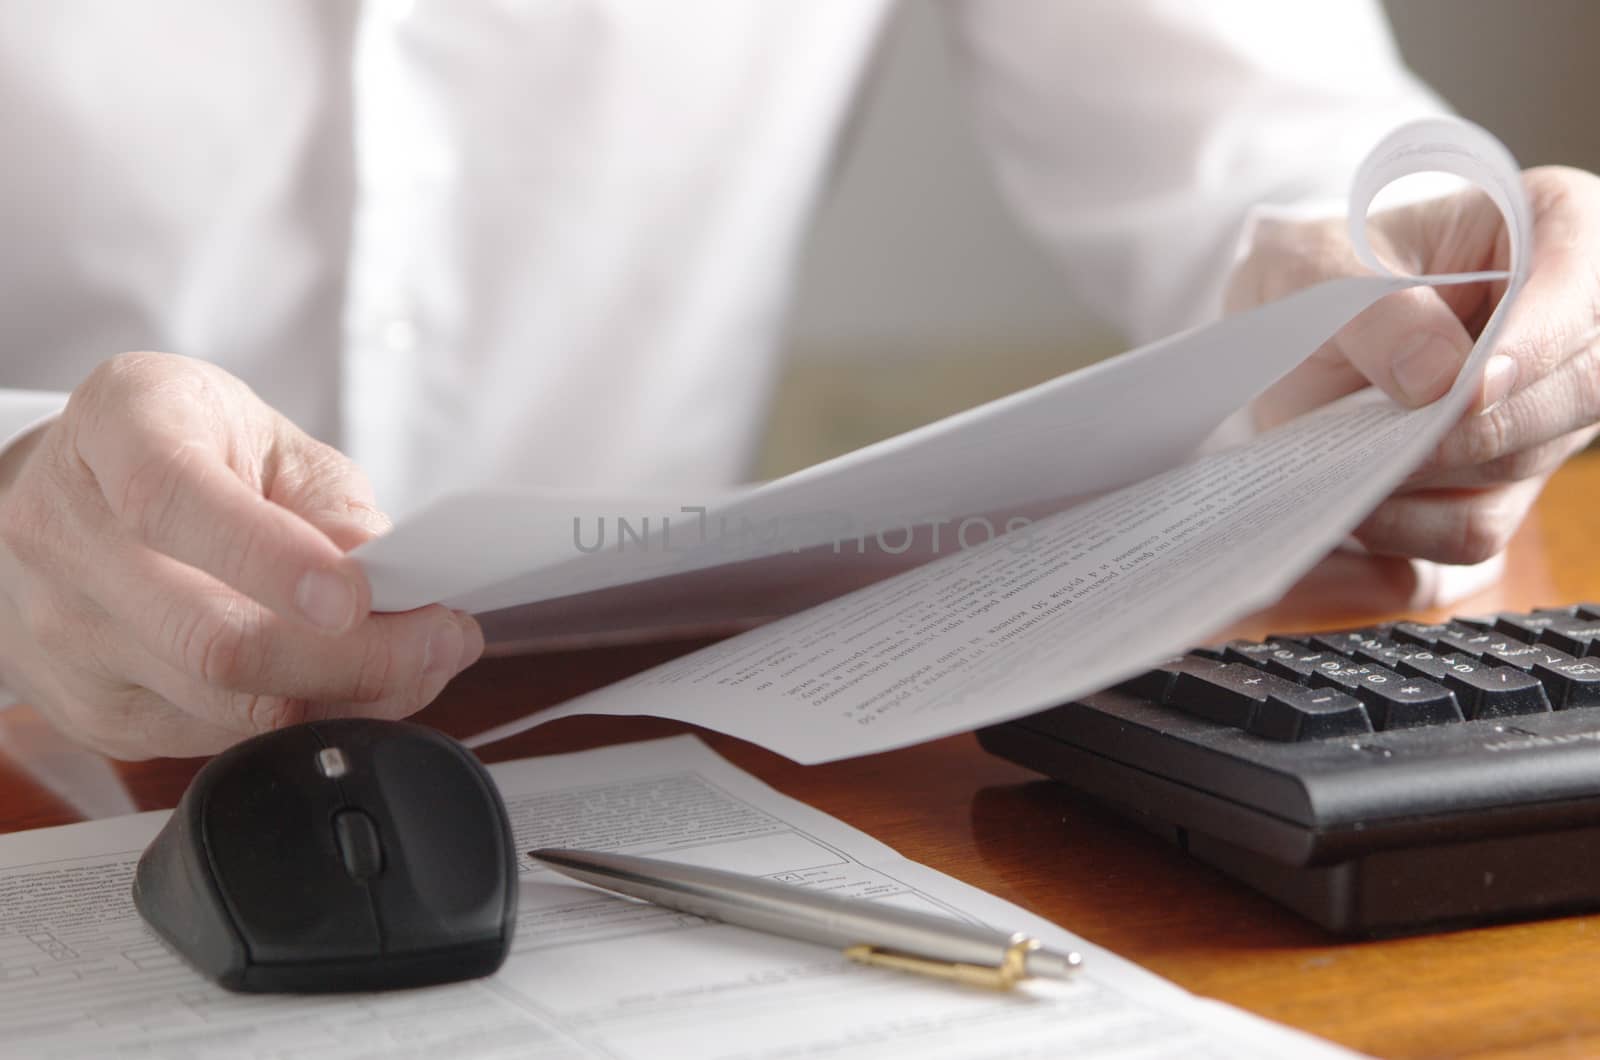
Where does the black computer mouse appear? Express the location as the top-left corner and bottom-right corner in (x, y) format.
(133, 718), (518, 993)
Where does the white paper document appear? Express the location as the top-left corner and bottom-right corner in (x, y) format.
(395, 118), (1534, 764)
(0, 736), (1357, 1059)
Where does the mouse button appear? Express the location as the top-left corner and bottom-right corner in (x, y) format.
(203, 731), (380, 964)
(365, 735), (511, 952)
(332, 809), (384, 880)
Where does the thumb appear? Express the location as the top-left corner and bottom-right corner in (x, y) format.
(1255, 284), (1475, 431)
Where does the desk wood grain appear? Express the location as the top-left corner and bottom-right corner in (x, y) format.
(4, 456), (1600, 1058)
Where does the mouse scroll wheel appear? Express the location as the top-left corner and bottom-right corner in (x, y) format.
(332, 809), (385, 880)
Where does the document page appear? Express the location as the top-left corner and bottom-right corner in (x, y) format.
(459, 119), (1535, 763)
(0, 737), (1356, 1059)
(360, 118), (1522, 633)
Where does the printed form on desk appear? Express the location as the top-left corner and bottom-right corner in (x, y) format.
(0, 736), (1356, 1059)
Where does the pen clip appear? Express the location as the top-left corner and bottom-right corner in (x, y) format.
(843, 936), (1042, 990)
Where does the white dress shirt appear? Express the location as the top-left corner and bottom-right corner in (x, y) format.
(0, 0), (1444, 517)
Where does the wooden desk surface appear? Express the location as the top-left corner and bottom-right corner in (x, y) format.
(4, 455), (1600, 1059)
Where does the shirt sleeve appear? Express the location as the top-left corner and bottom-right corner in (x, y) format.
(943, 0), (1452, 342)
(0, 390), (69, 459)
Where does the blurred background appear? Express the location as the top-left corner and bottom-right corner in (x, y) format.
(759, 0), (1600, 478)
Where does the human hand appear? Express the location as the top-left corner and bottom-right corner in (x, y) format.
(0, 353), (483, 759)
(1226, 166), (1600, 568)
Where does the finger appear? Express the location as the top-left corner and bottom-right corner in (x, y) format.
(311, 499), (392, 553)
(1254, 286), (1476, 430)
(45, 678), (246, 760)
(1402, 429), (1593, 493)
(1423, 339), (1600, 475)
(266, 428), (394, 553)
(1331, 285), (1477, 409)
(1251, 339), (1368, 431)
(154, 605), (472, 733)
(95, 546), (474, 726)
(1479, 167), (1600, 403)
(100, 689), (248, 759)
(1353, 477), (1545, 566)
(124, 651), (409, 744)
(116, 610), (477, 743)
(76, 417), (369, 634)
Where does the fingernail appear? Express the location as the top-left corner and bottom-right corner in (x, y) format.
(295, 569), (358, 633)
(1480, 354), (1519, 413)
(421, 620), (465, 700)
(346, 499), (393, 538)
(1393, 333), (1464, 405)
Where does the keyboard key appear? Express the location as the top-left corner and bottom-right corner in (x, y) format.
(1435, 624), (1501, 658)
(1222, 640), (1282, 668)
(1344, 632), (1400, 660)
(1347, 635), (1418, 669)
(1115, 655), (1220, 702)
(1227, 638), (1391, 689)
(1478, 639), (1549, 672)
(1354, 675), (1462, 730)
(1262, 645), (1335, 684)
(1436, 654), (1552, 718)
(1248, 687), (1372, 742)
(1432, 627), (1552, 671)
(1306, 658), (1368, 685)
(1530, 652), (1600, 708)
(1391, 622), (1454, 650)
(1494, 609), (1577, 643)
(1308, 629), (1389, 655)
(1392, 648), (1452, 681)
(1535, 619), (1600, 658)
(1308, 661), (1462, 729)
(1165, 664), (1300, 729)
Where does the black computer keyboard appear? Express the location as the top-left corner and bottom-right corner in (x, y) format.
(978, 605), (1600, 935)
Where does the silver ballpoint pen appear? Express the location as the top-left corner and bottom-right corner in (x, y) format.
(529, 848), (1083, 989)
